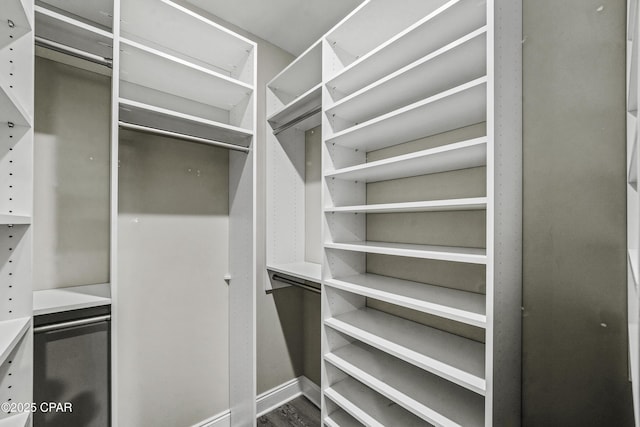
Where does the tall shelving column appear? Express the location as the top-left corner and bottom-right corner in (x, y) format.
(627, 0), (640, 424)
(0, 1), (34, 426)
(320, 0), (521, 425)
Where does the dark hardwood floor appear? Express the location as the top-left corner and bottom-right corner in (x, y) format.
(257, 396), (320, 427)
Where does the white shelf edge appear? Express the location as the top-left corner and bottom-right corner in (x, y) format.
(0, 317), (30, 368)
(34, 5), (113, 39)
(267, 82), (322, 124)
(325, 241), (487, 265)
(119, 98), (253, 137)
(325, 137), (488, 182)
(325, 309), (486, 395)
(325, 197), (487, 214)
(33, 283), (111, 316)
(326, 0), (474, 84)
(326, 77), (487, 144)
(325, 274), (486, 328)
(119, 37), (254, 91)
(267, 39), (322, 87)
(327, 26), (488, 112)
(0, 215), (31, 225)
(267, 262), (322, 283)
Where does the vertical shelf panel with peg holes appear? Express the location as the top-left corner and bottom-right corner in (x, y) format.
(0, 0), (34, 426)
(321, 0), (522, 425)
(627, 0), (640, 424)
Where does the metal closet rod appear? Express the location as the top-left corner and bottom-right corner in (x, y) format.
(273, 107), (321, 136)
(35, 36), (113, 68)
(272, 274), (321, 294)
(119, 122), (251, 153)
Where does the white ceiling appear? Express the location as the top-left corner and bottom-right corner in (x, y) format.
(185, 0), (364, 55)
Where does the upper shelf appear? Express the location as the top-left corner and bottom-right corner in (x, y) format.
(324, 376), (427, 427)
(325, 241), (487, 265)
(326, 138), (487, 183)
(37, 0), (112, 30)
(0, 214), (31, 225)
(268, 83), (322, 133)
(0, 317), (30, 368)
(327, 1), (486, 99)
(326, 341), (485, 426)
(268, 40), (322, 106)
(267, 262), (321, 284)
(325, 78), (487, 152)
(33, 283), (111, 316)
(121, 0), (255, 84)
(325, 307), (486, 395)
(119, 98), (253, 147)
(119, 38), (253, 113)
(325, 198), (487, 214)
(325, 273), (486, 328)
(326, 28), (486, 127)
(35, 5), (113, 60)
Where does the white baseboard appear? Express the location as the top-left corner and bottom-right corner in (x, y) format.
(193, 376), (320, 426)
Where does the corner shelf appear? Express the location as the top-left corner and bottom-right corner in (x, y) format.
(267, 262), (321, 284)
(119, 38), (253, 113)
(34, 5), (113, 59)
(326, 197), (487, 214)
(0, 413), (30, 427)
(0, 215), (30, 225)
(325, 78), (487, 151)
(267, 83), (322, 132)
(326, 341), (484, 426)
(325, 307), (486, 394)
(268, 40), (322, 106)
(119, 98), (253, 147)
(327, 1), (486, 100)
(325, 273), (486, 328)
(324, 376), (426, 427)
(326, 138), (487, 183)
(325, 241), (487, 265)
(0, 317), (30, 368)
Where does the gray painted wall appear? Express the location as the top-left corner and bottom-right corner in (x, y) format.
(522, 0), (634, 424)
(33, 57), (111, 290)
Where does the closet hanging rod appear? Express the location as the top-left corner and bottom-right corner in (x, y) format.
(272, 274), (321, 294)
(118, 122), (251, 153)
(35, 36), (113, 68)
(272, 107), (321, 135)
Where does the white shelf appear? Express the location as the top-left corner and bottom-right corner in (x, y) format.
(630, 250), (639, 288)
(326, 342), (484, 426)
(324, 377), (427, 427)
(326, 138), (487, 183)
(0, 80), (32, 128)
(325, 241), (486, 265)
(119, 98), (253, 147)
(0, 0), (31, 49)
(121, 0), (254, 83)
(328, 2), (486, 100)
(325, 307), (485, 394)
(324, 409), (361, 427)
(267, 262), (321, 284)
(325, 273), (486, 328)
(119, 38), (253, 113)
(33, 283), (110, 316)
(35, 5), (113, 60)
(0, 215), (31, 225)
(268, 40), (322, 104)
(327, 28), (486, 125)
(326, 197), (487, 214)
(268, 83), (322, 131)
(326, 78), (487, 151)
(0, 413), (30, 427)
(0, 317), (30, 367)
(38, 0), (112, 29)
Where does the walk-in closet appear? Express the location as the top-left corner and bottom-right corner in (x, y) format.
(0, 0), (636, 426)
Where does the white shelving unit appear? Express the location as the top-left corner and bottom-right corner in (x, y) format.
(321, 1), (522, 426)
(266, 40), (323, 290)
(0, 0), (34, 422)
(627, 0), (640, 424)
